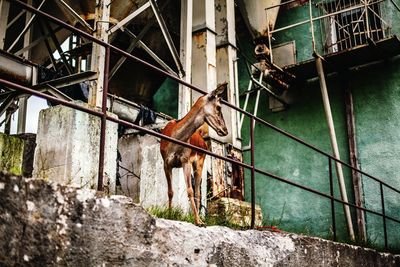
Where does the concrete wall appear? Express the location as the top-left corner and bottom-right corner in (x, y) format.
(32, 103), (118, 194)
(351, 59), (400, 249)
(117, 133), (208, 213)
(0, 133), (24, 175)
(1, 173), (399, 266)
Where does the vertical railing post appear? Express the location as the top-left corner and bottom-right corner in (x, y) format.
(97, 45), (110, 191)
(250, 116), (256, 228)
(380, 182), (388, 250)
(329, 158), (337, 241)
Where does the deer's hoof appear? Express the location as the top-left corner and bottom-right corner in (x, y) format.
(195, 220), (206, 227)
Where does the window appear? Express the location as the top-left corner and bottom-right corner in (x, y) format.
(319, 0), (386, 53)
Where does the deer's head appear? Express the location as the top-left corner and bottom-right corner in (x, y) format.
(202, 82), (228, 137)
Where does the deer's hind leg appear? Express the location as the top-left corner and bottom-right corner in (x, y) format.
(163, 163), (174, 209)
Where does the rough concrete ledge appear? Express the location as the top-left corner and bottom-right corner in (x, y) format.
(0, 172), (399, 267)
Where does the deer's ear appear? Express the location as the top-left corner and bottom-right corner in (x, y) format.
(211, 82), (228, 97)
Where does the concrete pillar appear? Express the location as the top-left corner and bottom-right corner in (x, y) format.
(0, 0), (10, 49)
(0, 133), (24, 175)
(89, 0), (110, 108)
(178, 0), (193, 119)
(215, 0), (240, 148)
(33, 103), (118, 194)
(117, 133), (205, 213)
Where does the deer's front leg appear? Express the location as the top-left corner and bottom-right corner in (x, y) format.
(163, 163), (173, 209)
(183, 162), (204, 226)
(193, 154), (206, 213)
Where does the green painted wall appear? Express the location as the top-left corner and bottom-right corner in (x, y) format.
(153, 78), (179, 118)
(351, 58), (400, 249)
(239, 2), (400, 250)
(240, 72), (355, 241)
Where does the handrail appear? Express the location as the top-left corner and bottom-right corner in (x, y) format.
(4, 0), (400, 251)
(9, 0), (400, 195)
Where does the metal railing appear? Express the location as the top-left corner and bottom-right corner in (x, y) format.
(2, 0), (400, 251)
(266, 0), (397, 62)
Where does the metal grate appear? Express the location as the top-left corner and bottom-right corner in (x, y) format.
(319, 0), (389, 53)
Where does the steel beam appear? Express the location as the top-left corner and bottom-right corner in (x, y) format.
(55, 0), (94, 32)
(107, 1), (150, 35)
(7, 0), (46, 53)
(124, 29), (177, 76)
(150, 0), (184, 77)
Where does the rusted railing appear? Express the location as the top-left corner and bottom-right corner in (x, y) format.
(3, 0), (400, 251)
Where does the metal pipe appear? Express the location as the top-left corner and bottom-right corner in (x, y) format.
(329, 158), (337, 241)
(239, 80), (253, 131)
(3, 77), (400, 229)
(380, 183), (388, 250)
(270, 0), (385, 34)
(315, 56), (355, 241)
(250, 116), (256, 229)
(309, 0), (316, 52)
(97, 46), (110, 191)
(253, 71), (264, 119)
(9, 0), (400, 197)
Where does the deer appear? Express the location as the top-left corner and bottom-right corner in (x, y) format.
(160, 82), (228, 226)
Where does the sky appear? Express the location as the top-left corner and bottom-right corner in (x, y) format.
(0, 96), (48, 134)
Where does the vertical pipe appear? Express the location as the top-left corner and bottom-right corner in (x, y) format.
(364, 0), (371, 39)
(380, 183), (388, 250)
(253, 71), (264, 120)
(315, 56), (355, 241)
(329, 158), (337, 241)
(97, 46), (110, 191)
(239, 80), (253, 130)
(309, 0), (316, 52)
(250, 116), (256, 229)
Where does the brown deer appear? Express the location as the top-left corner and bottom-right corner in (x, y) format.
(160, 82), (228, 226)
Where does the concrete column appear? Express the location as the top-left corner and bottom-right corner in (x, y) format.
(33, 103), (118, 194)
(0, 0), (9, 49)
(192, 0), (217, 96)
(17, 0), (34, 134)
(89, 0), (110, 108)
(215, 0), (240, 149)
(178, 0), (193, 119)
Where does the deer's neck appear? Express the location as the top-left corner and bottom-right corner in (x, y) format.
(173, 105), (204, 142)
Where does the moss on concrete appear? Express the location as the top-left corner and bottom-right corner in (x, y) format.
(0, 133), (24, 175)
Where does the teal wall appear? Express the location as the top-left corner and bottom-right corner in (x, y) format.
(240, 71), (355, 241)
(239, 2), (400, 250)
(153, 78), (179, 118)
(351, 59), (400, 249)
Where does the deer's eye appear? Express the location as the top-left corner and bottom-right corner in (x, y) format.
(216, 106), (221, 112)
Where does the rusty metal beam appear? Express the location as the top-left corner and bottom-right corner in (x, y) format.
(344, 76), (367, 242)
